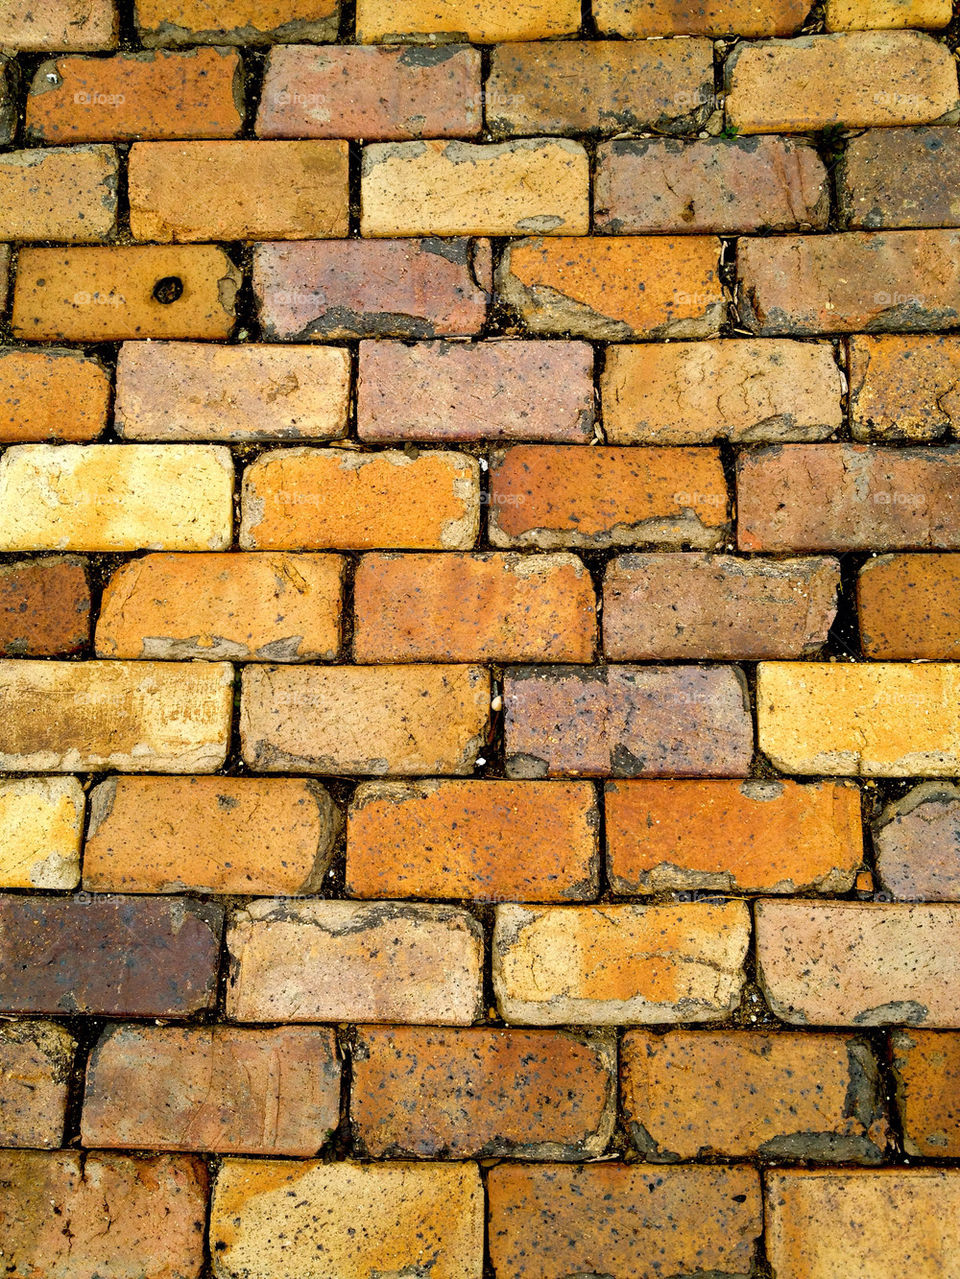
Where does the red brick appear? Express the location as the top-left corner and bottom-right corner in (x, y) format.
(858, 552), (960, 658)
(0, 347), (109, 443)
(594, 0), (806, 36)
(874, 782), (960, 901)
(2, 0), (118, 50)
(136, 0), (340, 44)
(346, 778), (599, 901)
(0, 558), (90, 657)
(0, 1021), (75, 1149)
(352, 1026), (614, 1158)
(891, 1028), (960, 1156)
(0, 145), (118, 243)
(840, 126), (960, 230)
(849, 334), (960, 441)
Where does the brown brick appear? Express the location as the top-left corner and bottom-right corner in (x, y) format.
(892, 1029), (960, 1156)
(602, 338), (843, 444)
(0, 557), (91, 657)
(226, 900), (484, 1024)
(136, 0), (340, 44)
(356, 0), (579, 41)
(757, 900), (960, 1026)
(0, 776), (83, 891)
(82, 1025), (341, 1155)
(2, 0), (118, 50)
(488, 1163), (761, 1279)
(83, 775), (341, 895)
(12, 245), (239, 341)
(354, 551), (596, 662)
(494, 901), (750, 1024)
(352, 1026), (614, 1158)
(253, 239), (491, 340)
(129, 140), (348, 241)
(497, 236), (723, 339)
(0, 347), (110, 443)
(116, 341), (350, 441)
(606, 778), (862, 895)
(361, 138), (589, 237)
(826, 0), (952, 28)
(594, 0), (806, 36)
(874, 782), (960, 901)
(241, 447), (480, 550)
(0, 659), (233, 772)
(258, 44), (481, 139)
(603, 553), (839, 660)
(738, 444), (960, 551)
(346, 778), (599, 902)
(505, 664), (753, 778)
(858, 552), (960, 659)
(0, 1021), (75, 1148)
(724, 32), (960, 133)
(623, 1030), (888, 1161)
(489, 445), (729, 550)
(0, 146), (117, 243)
(241, 663), (489, 775)
(26, 48), (243, 143)
(849, 334), (960, 440)
(840, 127), (960, 230)
(0, 894), (222, 1016)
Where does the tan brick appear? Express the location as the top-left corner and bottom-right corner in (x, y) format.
(0, 146), (117, 242)
(826, 0), (952, 28)
(241, 664), (489, 775)
(0, 659), (232, 773)
(493, 901), (750, 1025)
(12, 245), (239, 341)
(892, 1029), (960, 1156)
(83, 775), (340, 894)
(346, 779), (599, 902)
(361, 138), (589, 237)
(858, 552), (960, 659)
(0, 557), (91, 657)
(0, 444), (233, 552)
(241, 447), (479, 550)
(0, 347), (109, 443)
(606, 778), (862, 895)
(874, 782), (960, 900)
(116, 342), (349, 441)
(0, 1021), (75, 1148)
(840, 127), (960, 230)
(356, 0), (579, 41)
(0, 776), (84, 890)
(0, 246), (9, 313)
(724, 32), (960, 133)
(82, 1025), (340, 1156)
(136, 0), (340, 44)
(96, 552), (342, 661)
(211, 1159), (483, 1279)
(497, 236), (723, 339)
(2, 0), (118, 50)
(849, 334), (960, 440)
(226, 899), (484, 1023)
(594, 0), (806, 36)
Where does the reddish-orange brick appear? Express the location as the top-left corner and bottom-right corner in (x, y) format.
(0, 348), (109, 443)
(849, 334), (960, 441)
(858, 553), (960, 658)
(0, 558), (91, 657)
(892, 1029), (960, 1157)
(0, 146), (118, 243)
(135, 0), (340, 44)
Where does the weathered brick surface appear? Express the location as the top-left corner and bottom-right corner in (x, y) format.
(892, 1029), (960, 1156)
(826, 0), (952, 28)
(0, 246), (9, 313)
(0, 1021), (75, 1148)
(594, 0), (806, 36)
(0, 347), (110, 443)
(83, 775), (341, 894)
(858, 553), (960, 659)
(2, 0), (119, 50)
(0, 776), (84, 890)
(606, 779), (862, 895)
(355, 0), (579, 42)
(849, 334), (960, 440)
(0, 146), (118, 242)
(0, 557), (91, 656)
(622, 1030), (888, 1160)
(0, 56), (16, 144)
(840, 127), (960, 230)
(352, 1026), (614, 1158)
(136, 0), (340, 45)
(226, 900), (484, 1023)
(493, 901), (750, 1025)
(82, 1024), (341, 1155)
(504, 664), (753, 778)
(874, 782), (960, 901)
(346, 779), (599, 901)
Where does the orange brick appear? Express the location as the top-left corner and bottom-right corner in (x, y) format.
(136, 0), (340, 44)
(892, 1029), (960, 1157)
(0, 146), (117, 242)
(0, 1021), (75, 1149)
(2, 0), (118, 51)
(356, 0), (579, 42)
(0, 558), (91, 658)
(849, 334), (960, 440)
(858, 553), (960, 658)
(0, 348), (108, 443)
(594, 0), (806, 35)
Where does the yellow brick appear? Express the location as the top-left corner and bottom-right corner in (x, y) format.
(0, 777), (83, 889)
(356, 0), (579, 42)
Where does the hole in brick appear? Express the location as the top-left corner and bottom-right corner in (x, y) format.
(152, 276), (184, 305)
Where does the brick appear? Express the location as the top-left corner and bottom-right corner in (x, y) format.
(346, 779), (599, 902)
(891, 1029), (960, 1156)
(489, 445), (729, 550)
(606, 778), (862, 895)
(0, 57), (16, 145)
(0, 775), (84, 890)
(487, 39), (713, 136)
(623, 1029), (888, 1161)
(253, 239), (490, 340)
(0, 1021), (75, 1148)
(361, 138), (589, 237)
(12, 245), (239, 341)
(211, 1159), (482, 1279)
(358, 340), (593, 442)
(497, 236), (723, 339)
(493, 901), (750, 1024)
(0, 347), (110, 443)
(874, 782), (960, 900)
(840, 127), (960, 230)
(241, 447), (480, 550)
(0, 1151), (206, 1279)
(603, 553), (839, 660)
(602, 338), (843, 444)
(0, 894), (222, 1016)
(355, 0), (579, 41)
(2, 0), (118, 50)
(83, 775), (341, 895)
(257, 44), (481, 140)
(826, 0), (952, 28)
(129, 140), (348, 241)
(849, 334), (960, 440)
(858, 553), (960, 659)
(505, 664), (753, 778)
(756, 900), (960, 1026)
(351, 1026), (614, 1158)
(96, 552), (343, 661)
(136, 0), (340, 45)
(488, 1163), (761, 1279)
(724, 32), (960, 134)
(82, 1025), (340, 1155)
(0, 659), (233, 772)
(26, 48), (243, 143)
(353, 551), (596, 662)
(226, 899), (483, 1023)
(0, 146), (117, 242)
(593, 0), (806, 36)
(0, 557), (91, 656)
(240, 663), (489, 775)
(737, 444), (960, 551)
(766, 1169), (960, 1278)
(739, 230), (960, 335)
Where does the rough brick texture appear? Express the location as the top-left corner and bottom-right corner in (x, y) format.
(0, 557), (91, 656)
(840, 126), (960, 229)
(874, 783), (960, 901)
(3, 0), (119, 50)
(355, 0), (579, 42)
(0, 1021), (75, 1148)
(892, 1029), (960, 1156)
(0, 776), (83, 890)
(849, 334), (960, 441)
(136, 0), (340, 45)
(0, 145), (118, 242)
(594, 0), (806, 35)
(858, 553), (960, 659)
(0, 347), (110, 443)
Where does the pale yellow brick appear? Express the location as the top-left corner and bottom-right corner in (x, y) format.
(0, 777), (83, 889)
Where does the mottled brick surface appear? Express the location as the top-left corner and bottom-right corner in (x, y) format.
(849, 334), (960, 440)
(874, 783), (960, 901)
(0, 347), (110, 443)
(0, 1021), (76, 1148)
(892, 1029), (960, 1156)
(858, 553), (960, 659)
(840, 126), (960, 229)
(0, 557), (90, 656)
